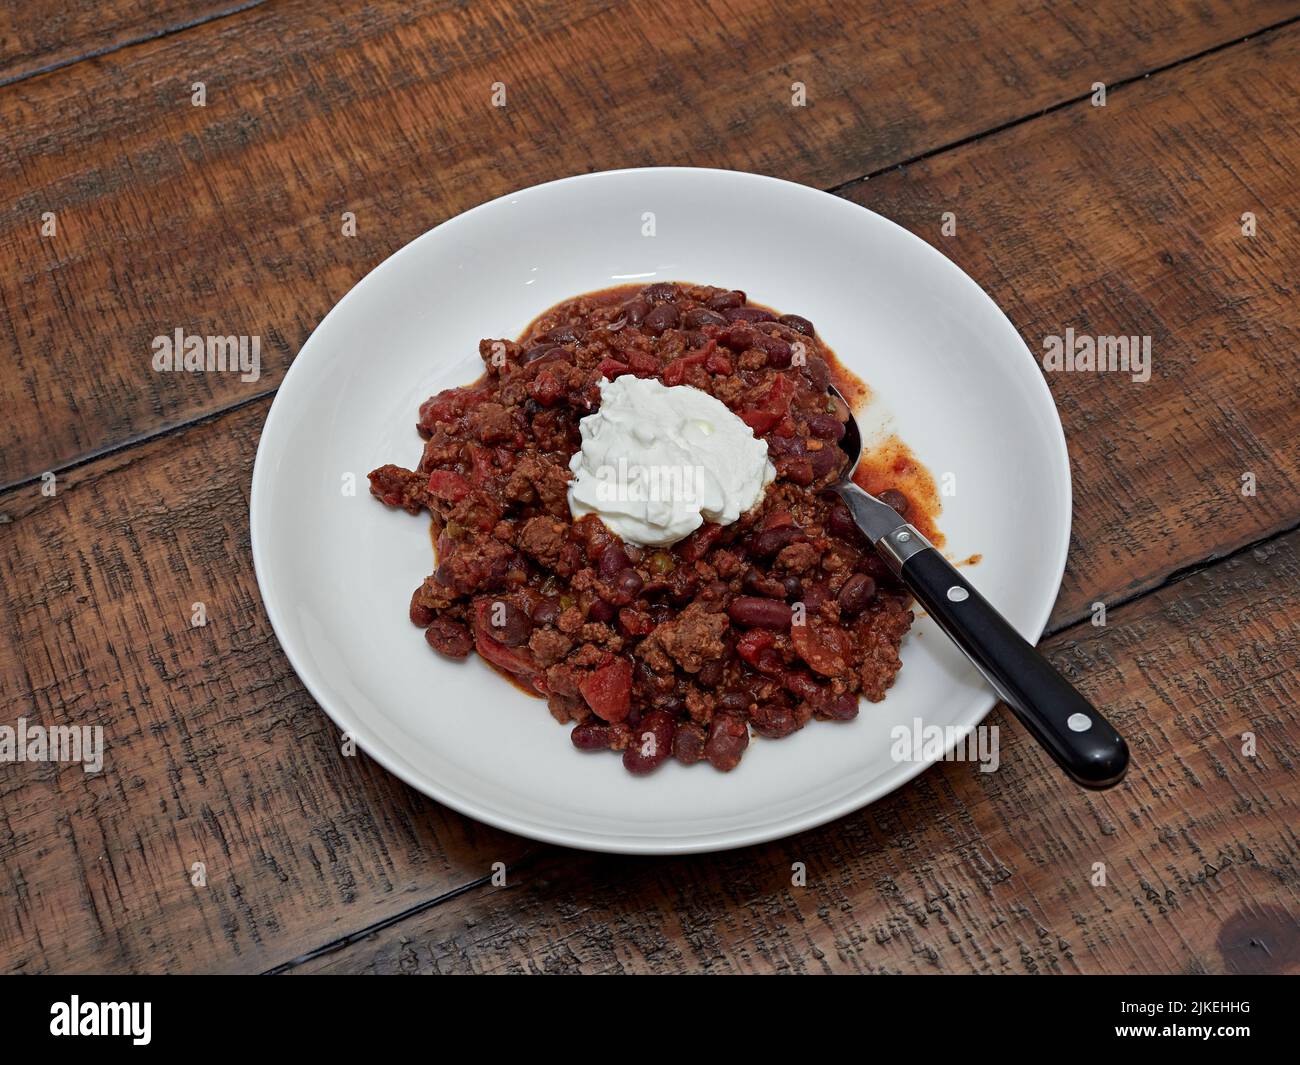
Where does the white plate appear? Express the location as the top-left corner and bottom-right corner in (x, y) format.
(250, 168), (1071, 854)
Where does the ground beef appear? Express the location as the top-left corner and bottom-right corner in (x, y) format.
(369, 282), (919, 774)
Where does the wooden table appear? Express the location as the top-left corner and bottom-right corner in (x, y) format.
(3, 0), (1298, 975)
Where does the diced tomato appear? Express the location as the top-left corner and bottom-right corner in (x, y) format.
(579, 656), (632, 722)
(627, 350), (660, 377)
(704, 350), (733, 375)
(678, 523), (722, 562)
(740, 409), (781, 434)
(790, 621), (849, 677)
(736, 629), (782, 676)
(597, 358), (631, 380)
(426, 469), (470, 502)
(472, 601), (541, 677)
(529, 369), (564, 406)
(662, 347), (711, 387)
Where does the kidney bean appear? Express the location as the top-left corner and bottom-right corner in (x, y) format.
(717, 690), (752, 715)
(838, 573), (877, 615)
(724, 306), (775, 323)
(656, 694), (686, 714)
(811, 443), (843, 480)
(545, 324), (585, 344)
(808, 413), (846, 441)
(648, 603), (675, 625)
(827, 503), (864, 543)
(717, 324), (756, 352)
(522, 342), (558, 363)
(624, 297), (651, 325)
(614, 568), (644, 603)
(750, 701), (801, 739)
(749, 523), (804, 558)
(587, 598), (616, 623)
(699, 579), (731, 605)
(743, 569), (788, 599)
(752, 333), (792, 367)
(643, 303), (681, 334)
(641, 282), (679, 303)
(728, 596), (794, 630)
(780, 455), (815, 486)
(706, 290), (745, 311)
(803, 355), (831, 391)
(819, 692), (860, 720)
(488, 600), (532, 646)
(696, 658), (725, 689)
(705, 713), (750, 771)
(409, 596), (435, 627)
(877, 488), (910, 517)
(801, 581), (831, 612)
(425, 617), (473, 658)
(571, 721), (613, 750)
(778, 313), (815, 336)
(683, 306), (727, 328)
(673, 722), (708, 765)
(599, 542), (630, 580)
(531, 596), (562, 625)
(623, 709), (676, 774)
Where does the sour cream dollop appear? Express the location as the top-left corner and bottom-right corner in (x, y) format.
(568, 376), (775, 546)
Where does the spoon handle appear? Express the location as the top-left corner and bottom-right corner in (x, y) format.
(879, 528), (1129, 788)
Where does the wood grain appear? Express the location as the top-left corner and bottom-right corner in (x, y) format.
(293, 529), (1300, 974)
(3, 0), (1297, 485)
(0, 398), (536, 974)
(0, 2), (254, 85)
(847, 26), (1300, 628)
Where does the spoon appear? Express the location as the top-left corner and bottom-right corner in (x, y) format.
(829, 385), (1129, 788)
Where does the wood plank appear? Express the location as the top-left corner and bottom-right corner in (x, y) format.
(291, 526), (1300, 974)
(0, 2), (253, 85)
(843, 26), (1300, 626)
(0, 398), (536, 974)
(3, 0), (1296, 486)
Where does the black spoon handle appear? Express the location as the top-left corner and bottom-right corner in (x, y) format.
(881, 530), (1129, 788)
